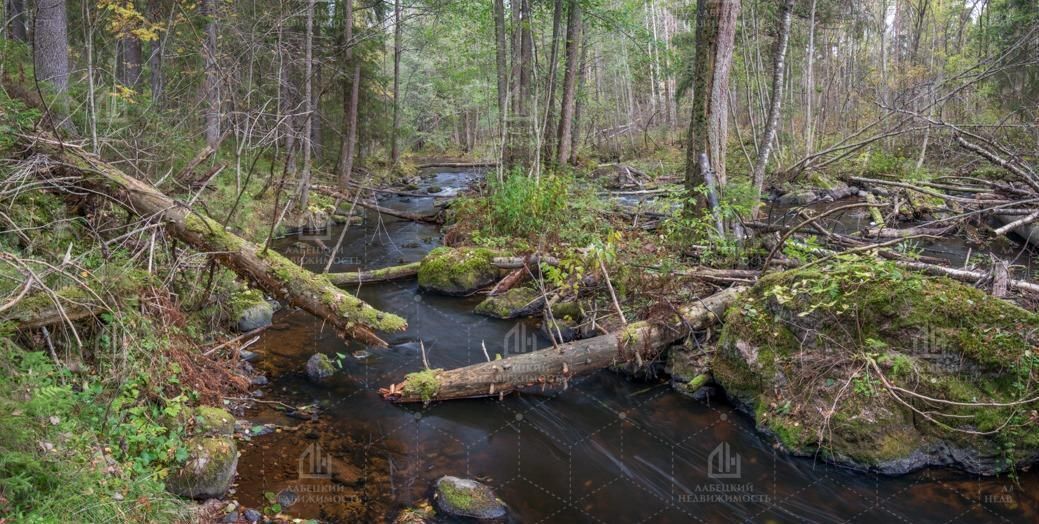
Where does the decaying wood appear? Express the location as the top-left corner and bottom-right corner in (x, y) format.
(895, 260), (1039, 294)
(492, 255), (560, 269)
(327, 262), (421, 286)
(312, 185), (441, 223)
(381, 286), (743, 403)
(415, 161), (498, 169)
(488, 266), (529, 296)
(32, 137), (407, 346)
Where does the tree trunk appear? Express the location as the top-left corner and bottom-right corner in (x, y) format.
(540, 0), (564, 163)
(804, 0), (817, 155)
(327, 262), (421, 286)
(684, 0), (740, 202)
(118, 34), (143, 88)
(34, 138), (407, 345)
(382, 287), (743, 402)
(201, 0), (220, 148)
(556, 0), (582, 165)
(493, 0), (508, 148)
(299, 0), (315, 210)
(391, 0), (402, 164)
(337, 0), (361, 189)
(33, 0), (69, 92)
(750, 0), (794, 202)
(148, 0), (164, 105)
(571, 41), (588, 159)
(8, 0), (27, 41)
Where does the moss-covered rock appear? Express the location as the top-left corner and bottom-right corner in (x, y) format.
(166, 436), (238, 499)
(231, 289), (273, 332)
(305, 353), (336, 382)
(417, 247), (499, 296)
(192, 406), (235, 437)
(433, 476), (506, 521)
(715, 258), (1039, 475)
(474, 288), (544, 319)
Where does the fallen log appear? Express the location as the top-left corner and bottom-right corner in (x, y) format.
(491, 255), (560, 269)
(327, 262), (421, 286)
(34, 138), (407, 346)
(415, 161), (498, 169)
(381, 286), (744, 403)
(312, 185), (441, 223)
(894, 260), (1039, 294)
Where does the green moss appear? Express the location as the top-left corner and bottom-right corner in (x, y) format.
(229, 288), (266, 318)
(716, 257), (1039, 472)
(550, 301), (583, 322)
(439, 481), (475, 511)
(417, 247), (500, 295)
(474, 287), (541, 319)
(403, 369), (443, 402)
(192, 407), (235, 437)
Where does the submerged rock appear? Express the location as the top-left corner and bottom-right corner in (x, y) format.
(433, 476), (507, 521)
(474, 287), (544, 319)
(714, 258), (1039, 475)
(305, 353), (336, 382)
(166, 436), (238, 499)
(417, 247), (499, 296)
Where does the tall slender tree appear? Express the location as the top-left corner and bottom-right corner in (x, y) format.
(201, 0), (220, 147)
(391, 0), (402, 164)
(684, 0), (740, 203)
(338, 0), (361, 189)
(750, 0), (795, 201)
(556, 0), (582, 165)
(7, 0), (27, 41)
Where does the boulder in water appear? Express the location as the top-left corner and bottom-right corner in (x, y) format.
(305, 353), (336, 382)
(417, 247), (499, 296)
(474, 287), (544, 319)
(715, 258), (1039, 475)
(433, 476), (507, 521)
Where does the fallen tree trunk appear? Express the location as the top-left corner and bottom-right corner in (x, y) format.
(327, 262), (421, 286)
(491, 255), (560, 269)
(381, 286), (744, 403)
(894, 260), (1039, 294)
(34, 138), (407, 346)
(312, 185), (441, 223)
(415, 161), (498, 169)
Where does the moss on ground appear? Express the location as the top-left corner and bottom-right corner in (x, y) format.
(474, 287), (541, 319)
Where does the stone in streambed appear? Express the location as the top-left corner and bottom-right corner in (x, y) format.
(305, 353), (336, 382)
(433, 476), (507, 520)
(474, 288), (544, 319)
(417, 247), (499, 296)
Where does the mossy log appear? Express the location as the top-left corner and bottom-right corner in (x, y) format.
(327, 262), (421, 286)
(35, 138), (406, 346)
(381, 286), (744, 403)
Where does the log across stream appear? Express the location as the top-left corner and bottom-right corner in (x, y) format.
(230, 167), (1039, 523)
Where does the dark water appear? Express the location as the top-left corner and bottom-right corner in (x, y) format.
(236, 171), (1039, 523)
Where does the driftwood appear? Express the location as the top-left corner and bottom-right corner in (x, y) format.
(312, 185), (441, 223)
(381, 287), (744, 403)
(34, 138), (407, 346)
(327, 262), (421, 286)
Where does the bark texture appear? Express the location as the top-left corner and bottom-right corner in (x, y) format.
(383, 287), (743, 402)
(34, 0), (70, 92)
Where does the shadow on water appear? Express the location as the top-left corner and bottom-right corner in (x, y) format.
(236, 170), (1039, 523)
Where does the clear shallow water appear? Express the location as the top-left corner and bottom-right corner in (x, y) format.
(237, 170), (1039, 523)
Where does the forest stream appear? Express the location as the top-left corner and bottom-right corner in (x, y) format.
(235, 167), (1039, 523)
